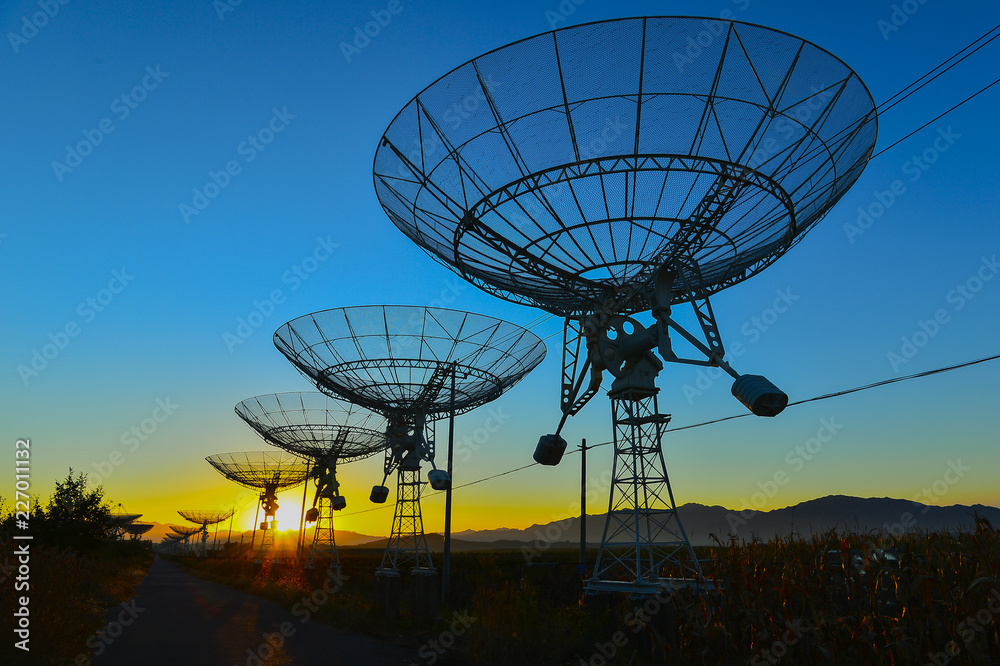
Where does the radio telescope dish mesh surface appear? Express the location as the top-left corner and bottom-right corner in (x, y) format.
(168, 525), (202, 536)
(235, 392), (389, 461)
(373, 16), (877, 316)
(124, 524), (153, 536)
(205, 451), (310, 491)
(274, 306), (546, 417)
(177, 509), (235, 526)
(110, 513), (142, 526)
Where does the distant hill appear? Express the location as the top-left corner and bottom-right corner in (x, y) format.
(141, 495), (1000, 549)
(452, 495), (1000, 547)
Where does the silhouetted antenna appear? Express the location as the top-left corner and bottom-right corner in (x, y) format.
(275, 305), (545, 610)
(235, 392), (388, 570)
(373, 16), (877, 596)
(205, 451), (310, 565)
(178, 509), (236, 559)
(168, 525), (202, 557)
(109, 505), (143, 541)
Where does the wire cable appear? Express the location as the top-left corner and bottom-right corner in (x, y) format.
(877, 23), (1000, 114)
(334, 351), (1000, 518)
(871, 75), (1000, 159)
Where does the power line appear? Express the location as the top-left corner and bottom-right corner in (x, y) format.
(339, 29), (1000, 520)
(765, 24), (1000, 170)
(871, 75), (1000, 159)
(335, 351), (1000, 518)
(878, 23), (1000, 114)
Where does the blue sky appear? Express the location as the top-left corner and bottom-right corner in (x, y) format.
(2, 0), (998, 533)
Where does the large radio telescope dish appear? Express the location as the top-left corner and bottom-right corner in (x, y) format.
(274, 306), (546, 418)
(373, 16), (877, 316)
(235, 392), (388, 461)
(205, 451), (310, 491)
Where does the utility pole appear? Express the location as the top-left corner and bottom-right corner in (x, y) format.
(580, 438), (587, 575)
(442, 371), (456, 603)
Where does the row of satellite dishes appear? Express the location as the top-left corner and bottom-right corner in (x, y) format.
(197, 307), (545, 586)
(108, 506), (230, 560)
(168, 16), (877, 599)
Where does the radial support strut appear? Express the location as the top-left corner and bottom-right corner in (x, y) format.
(379, 466), (434, 573)
(587, 389), (702, 595)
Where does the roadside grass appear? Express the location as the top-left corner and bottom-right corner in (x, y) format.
(172, 523), (1000, 665)
(0, 540), (153, 666)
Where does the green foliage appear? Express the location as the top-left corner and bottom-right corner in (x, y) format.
(0, 472), (152, 665)
(35, 468), (114, 550)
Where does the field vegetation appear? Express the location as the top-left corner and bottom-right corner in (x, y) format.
(174, 519), (1000, 664)
(0, 471), (153, 666)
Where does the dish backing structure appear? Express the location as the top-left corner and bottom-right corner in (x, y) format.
(168, 525), (202, 556)
(123, 523), (153, 541)
(206, 451), (310, 564)
(235, 392), (389, 569)
(109, 510), (143, 541)
(274, 305), (545, 599)
(373, 17), (877, 594)
(178, 509), (235, 559)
